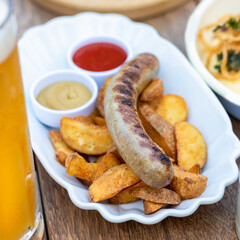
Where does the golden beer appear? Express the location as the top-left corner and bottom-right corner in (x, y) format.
(0, 1), (43, 239)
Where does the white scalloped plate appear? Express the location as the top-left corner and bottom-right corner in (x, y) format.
(18, 12), (240, 224)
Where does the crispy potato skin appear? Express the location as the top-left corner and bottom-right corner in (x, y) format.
(156, 94), (188, 125)
(139, 104), (176, 159)
(106, 144), (124, 162)
(170, 165), (207, 200)
(49, 130), (74, 165)
(140, 78), (164, 101)
(143, 201), (166, 215)
(89, 164), (140, 202)
(187, 163), (201, 174)
(94, 117), (106, 126)
(66, 153), (99, 182)
(94, 153), (121, 180)
(130, 186), (181, 204)
(109, 181), (147, 204)
(94, 155), (104, 164)
(175, 122), (207, 171)
(97, 76), (112, 117)
(104, 53), (173, 188)
(60, 117), (113, 155)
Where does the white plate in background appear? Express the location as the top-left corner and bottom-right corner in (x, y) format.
(18, 12), (240, 224)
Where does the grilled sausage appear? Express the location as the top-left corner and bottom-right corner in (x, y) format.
(104, 53), (173, 188)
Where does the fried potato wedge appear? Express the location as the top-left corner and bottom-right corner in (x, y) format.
(130, 186), (181, 204)
(175, 122), (207, 171)
(61, 117), (113, 155)
(97, 87), (104, 117)
(94, 153), (121, 180)
(170, 165), (207, 200)
(89, 164), (140, 202)
(74, 109), (100, 124)
(143, 201), (166, 215)
(139, 104), (176, 159)
(140, 78), (164, 101)
(97, 76), (112, 117)
(94, 155), (104, 164)
(74, 115), (93, 123)
(109, 181), (147, 204)
(66, 153), (99, 182)
(94, 116), (106, 126)
(187, 163), (201, 174)
(156, 94), (188, 125)
(49, 130), (74, 165)
(107, 144), (124, 162)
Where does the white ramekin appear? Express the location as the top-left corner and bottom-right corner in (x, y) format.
(67, 35), (133, 88)
(185, 0), (240, 120)
(30, 70), (98, 128)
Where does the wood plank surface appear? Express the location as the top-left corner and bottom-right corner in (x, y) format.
(14, 0), (239, 239)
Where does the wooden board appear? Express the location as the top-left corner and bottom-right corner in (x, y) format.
(32, 0), (189, 20)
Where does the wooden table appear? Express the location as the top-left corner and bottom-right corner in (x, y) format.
(14, 0), (240, 239)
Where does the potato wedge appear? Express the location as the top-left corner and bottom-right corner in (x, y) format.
(97, 87), (104, 117)
(140, 78), (164, 101)
(66, 153), (99, 182)
(74, 109), (100, 124)
(143, 201), (166, 215)
(170, 164), (207, 200)
(109, 181), (147, 204)
(74, 115), (93, 123)
(94, 116), (106, 126)
(94, 155), (104, 164)
(107, 144), (124, 162)
(130, 186), (181, 204)
(175, 122), (207, 170)
(94, 153), (121, 180)
(187, 163), (201, 174)
(97, 76), (112, 117)
(89, 164), (140, 202)
(139, 104), (176, 159)
(61, 117), (113, 155)
(156, 94), (188, 125)
(49, 130), (74, 165)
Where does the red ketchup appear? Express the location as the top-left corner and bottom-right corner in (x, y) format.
(73, 42), (127, 72)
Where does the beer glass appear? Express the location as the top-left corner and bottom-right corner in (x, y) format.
(0, 0), (44, 239)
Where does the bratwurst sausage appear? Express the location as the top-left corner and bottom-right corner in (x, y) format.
(104, 53), (173, 188)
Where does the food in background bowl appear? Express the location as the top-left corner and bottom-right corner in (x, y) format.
(197, 14), (240, 94)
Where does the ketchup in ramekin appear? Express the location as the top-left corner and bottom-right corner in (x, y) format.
(67, 36), (133, 88)
(73, 42), (127, 72)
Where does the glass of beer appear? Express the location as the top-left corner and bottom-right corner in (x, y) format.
(0, 0), (44, 239)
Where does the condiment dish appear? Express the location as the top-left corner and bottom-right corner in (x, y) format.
(185, 0), (240, 119)
(30, 70), (98, 128)
(67, 35), (133, 88)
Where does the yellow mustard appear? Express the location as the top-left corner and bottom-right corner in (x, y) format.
(37, 81), (92, 110)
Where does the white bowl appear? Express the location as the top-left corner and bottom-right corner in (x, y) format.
(67, 35), (133, 88)
(185, 0), (240, 119)
(30, 70), (98, 128)
(19, 12), (240, 224)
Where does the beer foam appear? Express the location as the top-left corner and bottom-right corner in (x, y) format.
(0, 1), (17, 64)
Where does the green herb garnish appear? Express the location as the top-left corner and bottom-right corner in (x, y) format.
(214, 52), (223, 73)
(227, 17), (240, 30)
(214, 50), (240, 73)
(213, 17), (240, 32)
